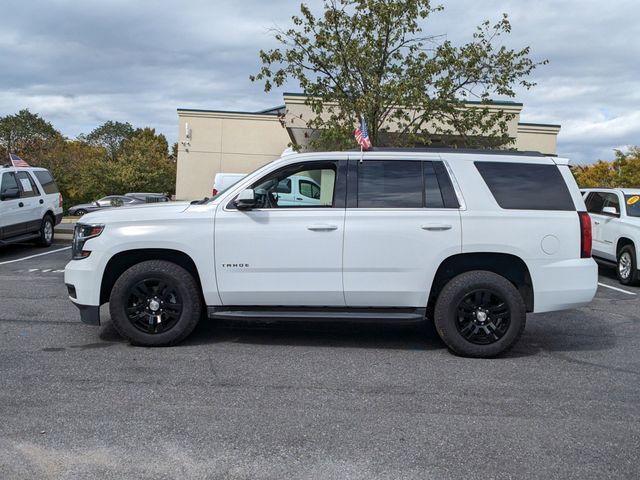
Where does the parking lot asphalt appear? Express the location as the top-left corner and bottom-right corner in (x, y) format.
(0, 243), (638, 480)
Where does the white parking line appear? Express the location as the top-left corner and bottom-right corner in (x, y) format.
(0, 246), (71, 266)
(598, 282), (637, 296)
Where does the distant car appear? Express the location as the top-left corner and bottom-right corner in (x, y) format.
(212, 173), (246, 197)
(582, 188), (640, 285)
(68, 195), (144, 216)
(272, 175), (323, 206)
(124, 192), (170, 202)
(0, 165), (63, 246)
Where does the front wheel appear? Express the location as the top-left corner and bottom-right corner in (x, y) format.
(109, 260), (202, 346)
(434, 271), (526, 358)
(617, 245), (639, 285)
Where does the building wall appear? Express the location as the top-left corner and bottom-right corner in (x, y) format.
(515, 123), (561, 156)
(176, 97), (562, 200)
(176, 110), (289, 200)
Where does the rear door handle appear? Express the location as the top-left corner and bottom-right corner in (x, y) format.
(307, 224), (338, 231)
(593, 221), (600, 225)
(421, 224), (452, 231)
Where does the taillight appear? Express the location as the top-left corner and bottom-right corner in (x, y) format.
(578, 211), (592, 258)
(59, 193), (63, 208)
(212, 188), (218, 196)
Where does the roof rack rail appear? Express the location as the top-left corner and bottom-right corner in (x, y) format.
(346, 147), (550, 157)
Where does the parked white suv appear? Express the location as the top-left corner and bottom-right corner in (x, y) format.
(65, 150), (597, 357)
(582, 188), (640, 285)
(0, 165), (63, 246)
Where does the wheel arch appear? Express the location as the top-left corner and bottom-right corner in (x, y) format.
(428, 252), (534, 315)
(100, 249), (203, 304)
(616, 237), (635, 256)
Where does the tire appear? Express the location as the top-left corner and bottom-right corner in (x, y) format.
(109, 260), (202, 346)
(75, 209), (87, 216)
(434, 270), (526, 358)
(616, 245), (639, 285)
(36, 215), (54, 247)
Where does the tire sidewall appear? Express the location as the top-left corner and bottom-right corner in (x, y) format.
(434, 271), (526, 358)
(617, 246), (636, 285)
(39, 216), (54, 247)
(109, 261), (201, 346)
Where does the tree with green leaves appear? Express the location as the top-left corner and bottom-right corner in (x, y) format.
(0, 109), (63, 162)
(84, 120), (135, 161)
(572, 147), (640, 188)
(251, 0), (546, 150)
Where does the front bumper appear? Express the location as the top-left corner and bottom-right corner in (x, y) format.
(73, 302), (101, 326)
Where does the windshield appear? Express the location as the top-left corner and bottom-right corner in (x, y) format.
(625, 194), (640, 217)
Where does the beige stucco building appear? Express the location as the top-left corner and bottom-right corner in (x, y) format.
(175, 93), (561, 200)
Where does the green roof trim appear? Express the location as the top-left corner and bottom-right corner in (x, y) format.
(177, 107), (281, 115)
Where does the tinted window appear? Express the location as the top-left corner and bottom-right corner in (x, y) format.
(33, 170), (59, 194)
(423, 162), (444, 208)
(275, 179), (291, 194)
(358, 161), (423, 208)
(1, 172), (19, 194)
(586, 192), (620, 215)
(16, 171), (40, 198)
(299, 179), (320, 199)
(625, 195), (640, 217)
(475, 162), (574, 211)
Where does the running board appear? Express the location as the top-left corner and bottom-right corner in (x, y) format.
(0, 233), (40, 246)
(208, 306), (426, 323)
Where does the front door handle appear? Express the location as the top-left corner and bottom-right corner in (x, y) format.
(307, 224), (338, 231)
(421, 224), (452, 231)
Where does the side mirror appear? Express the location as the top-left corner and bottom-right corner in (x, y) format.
(602, 206), (619, 216)
(234, 189), (256, 210)
(0, 188), (20, 200)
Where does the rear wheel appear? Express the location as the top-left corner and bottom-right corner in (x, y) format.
(616, 245), (639, 285)
(36, 215), (54, 247)
(109, 260), (202, 346)
(434, 270), (526, 358)
(75, 209), (87, 216)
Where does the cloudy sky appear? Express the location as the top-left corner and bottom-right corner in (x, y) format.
(1, 0), (638, 164)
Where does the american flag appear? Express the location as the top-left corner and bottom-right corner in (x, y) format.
(354, 117), (372, 150)
(9, 153), (29, 168)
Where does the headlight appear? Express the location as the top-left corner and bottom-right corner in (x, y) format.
(72, 224), (105, 260)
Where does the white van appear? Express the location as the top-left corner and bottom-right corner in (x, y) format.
(0, 165), (63, 246)
(212, 173), (246, 197)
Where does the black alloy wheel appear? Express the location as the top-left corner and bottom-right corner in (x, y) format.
(455, 289), (511, 345)
(126, 277), (183, 334)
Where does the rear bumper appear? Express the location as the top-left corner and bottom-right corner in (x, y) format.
(530, 258), (598, 313)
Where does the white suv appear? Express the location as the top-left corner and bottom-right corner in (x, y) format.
(0, 165), (63, 246)
(582, 188), (640, 285)
(65, 150), (597, 357)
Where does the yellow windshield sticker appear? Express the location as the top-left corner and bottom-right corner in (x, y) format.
(627, 195), (640, 205)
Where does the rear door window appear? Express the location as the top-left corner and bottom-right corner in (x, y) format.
(33, 170), (59, 194)
(16, 171), (40, 198)
(357, 160), (423, 208)
(475, 162), (575, 211)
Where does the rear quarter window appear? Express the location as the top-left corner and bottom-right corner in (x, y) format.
(475, 161), (575, 211)
(32, 170), (59, 194)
